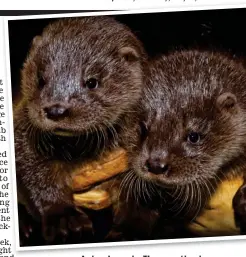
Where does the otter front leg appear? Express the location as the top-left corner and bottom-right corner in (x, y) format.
(18, 204), (43, 246)
(233, 178), (246, 234)
(17, 160), (93, 244)
(21, 183), (93, 244)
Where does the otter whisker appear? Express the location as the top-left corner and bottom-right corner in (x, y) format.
(129, 174), (139, 203)
(174, 185), (189, 216)
(125, 171), (137, 203)
(135, 176), (141, 205)
(170, 186), (184, 213)
(145, 180), (154, 200)
(118, 170), (134, 200)
(190, 181), (202, 221)
(186, 183), (194, 217)
(203, 178), (212, 200)
(140, 178), (148, 203)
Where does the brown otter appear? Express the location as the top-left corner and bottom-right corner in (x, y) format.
(128, 50), (246, 233)
(14, 16), (147, 244)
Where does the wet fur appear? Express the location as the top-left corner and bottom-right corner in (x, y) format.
(129, 50), (246, 224)
(14, 16), (147, 243)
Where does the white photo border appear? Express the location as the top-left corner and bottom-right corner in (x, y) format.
(4, 4), (246, 252)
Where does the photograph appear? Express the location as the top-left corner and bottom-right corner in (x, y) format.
(6, 7), (246, 248)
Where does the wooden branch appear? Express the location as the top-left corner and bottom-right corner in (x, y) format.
(72, 148), (128, 210)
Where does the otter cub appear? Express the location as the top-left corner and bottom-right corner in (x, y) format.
(14, 16), (146, 243)
(129, 50), (246, 233)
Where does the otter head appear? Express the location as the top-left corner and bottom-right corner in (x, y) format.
(131, 51), (246, 189)
(21, 16), (146, 137)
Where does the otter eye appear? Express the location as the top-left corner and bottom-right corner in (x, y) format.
(187, 132), (200, 144)
(85, 78), (99, 89)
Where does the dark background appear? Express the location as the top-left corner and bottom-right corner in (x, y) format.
(7, 7), (246, 100)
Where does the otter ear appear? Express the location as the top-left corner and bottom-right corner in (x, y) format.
(31, 35), (42, 47)
(119, 46), (140, 63)
(216, 92), (238, 113)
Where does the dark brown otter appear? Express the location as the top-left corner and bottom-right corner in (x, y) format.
(14, 16), (147, 244)
(128, 50), (246, 231)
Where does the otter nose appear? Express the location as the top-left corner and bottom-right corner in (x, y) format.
(145, 159), (169, 175)
(44, 105), (69, 120)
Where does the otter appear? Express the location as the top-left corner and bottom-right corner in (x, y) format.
(14, 16), (147, 244)
(128, 50), (246, 233)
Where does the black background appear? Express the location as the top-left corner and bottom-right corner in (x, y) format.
(7, 8), (246, 99)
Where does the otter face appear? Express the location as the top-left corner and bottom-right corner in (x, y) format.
(133, 94), (244, 187)
(21, 17), (145, 136)
(131, 52), (246, 188)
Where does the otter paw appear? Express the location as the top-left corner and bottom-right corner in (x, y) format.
(18, 204), (41, 246)
(42, 208), (94, 244)
(233, 183), (246, 234)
